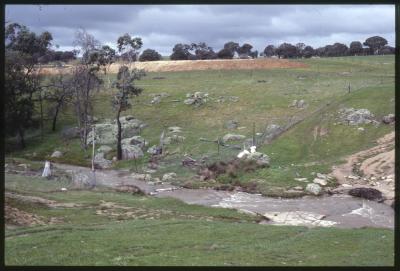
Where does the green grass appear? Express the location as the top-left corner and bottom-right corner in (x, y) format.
(5, 174), (394, 266)
(5, 55), (395, 194)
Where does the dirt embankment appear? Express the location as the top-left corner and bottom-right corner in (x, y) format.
(39, 58), (308, 75)
(330, 132), (395, 205)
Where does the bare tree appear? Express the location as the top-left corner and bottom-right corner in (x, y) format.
(42, 71), (73, 131)
(73, 28), (100, 64)
(70, 65), (102, 149)
(70, 28), (104, 149)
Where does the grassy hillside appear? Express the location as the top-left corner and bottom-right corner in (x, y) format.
(5, 174), (394, 266)
(6, 55), (395, 194)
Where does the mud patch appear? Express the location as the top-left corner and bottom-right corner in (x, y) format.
(5, 192), (81, 208)
(5, 205), (46, 227)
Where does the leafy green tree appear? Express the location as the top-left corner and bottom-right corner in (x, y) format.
(349, 41), (363, 56)
(139, 48), (162, 61)
(170, 43), (193, 60)
(263, 45), (276, 57)
(191, 42), (217, 60)
(237, 43), (253, 57)
(5, 23), (52, 148)
(276, 43), (297, 58)
(112, 66), (146, 160)
(302, 46), (315, 58)
(363, 36), (388, 55)
(217, 41), (239, 59)
(117, 33), (143, 63)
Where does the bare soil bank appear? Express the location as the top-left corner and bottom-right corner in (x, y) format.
(40, 58), (308, 74)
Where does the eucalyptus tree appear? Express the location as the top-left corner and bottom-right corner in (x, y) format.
(112, 66), (146, 160)
(117, 33), (143, 64)
(5, 22), (52, 148)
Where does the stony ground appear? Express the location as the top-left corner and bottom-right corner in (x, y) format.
(330, 131), (395, 206)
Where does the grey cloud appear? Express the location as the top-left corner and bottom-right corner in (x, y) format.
(5, 4), (395, 55)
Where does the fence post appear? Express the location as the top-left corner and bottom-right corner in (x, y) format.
(91, 125), (96, 188)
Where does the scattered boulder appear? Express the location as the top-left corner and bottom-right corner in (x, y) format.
(382, 114), (395, 124)
(242, 152), (270, 167)
(121, 145), (144, 160)
(150, 95), (162, 104)
(263, 124), (284, 143)
(316, 173), (328, 180)
(147, 145), (162, 155)
(294, 178), (308, 182)
(169, 134), (186, 143)
(289, 99), (306, 109)
(225, 120), (239, 130)
(97, 145), (113, 154)
(131, 173), (152, 181)
(338, 108), (375, 125)
(216, 96), (239, 103)
(61, 126), (80, 139)
(222, 134), (246, 142)
(184, 92), (208, 106)
(162, 172), (177, 182)
(94, 152), (112, 169)
(51, 151), (63, 158)
(306, 183), (322, 195)
(149, 92), (170, 104)
(184, 98), (196, 105)
(122, 136), (147, 148)
(313, 178), (327, 186)
(115, 184), (144, 195)
(348, 187), (383, 201)
(168, 126), (182, 133)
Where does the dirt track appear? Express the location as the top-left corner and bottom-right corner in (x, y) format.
(40, 58), (308, 75)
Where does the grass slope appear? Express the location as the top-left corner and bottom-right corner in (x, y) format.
(5, 55), (395, 194)
(5, 174), (394, 266)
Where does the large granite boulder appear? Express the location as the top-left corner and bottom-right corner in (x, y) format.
(94, 152), (112, 169)
(87, 117), (146, 145)
(122, 145), (144, 160)
(222, 134), (246, 143)
(242, 152), (270, 167)
(306, 183), (322, 195)
(382, 114), (395, 124)
(338, 108), (375, 125)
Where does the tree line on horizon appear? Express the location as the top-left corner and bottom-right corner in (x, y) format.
(26, 23), (393, 64)
(168, 36), (394, 60)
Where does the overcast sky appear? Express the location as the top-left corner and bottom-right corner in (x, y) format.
(5, 4), (395, 55)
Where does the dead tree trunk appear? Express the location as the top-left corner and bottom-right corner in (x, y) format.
(17, 128), (25, 149)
